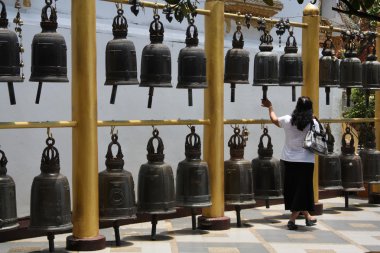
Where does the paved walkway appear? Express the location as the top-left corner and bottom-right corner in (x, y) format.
(1, 197), (380, 253)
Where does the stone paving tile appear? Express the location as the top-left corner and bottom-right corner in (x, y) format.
(336, 231), (380, 246)
(321, 220), (380, 231)
(269, 243), (367, 253)
(177, 242), (269, 253)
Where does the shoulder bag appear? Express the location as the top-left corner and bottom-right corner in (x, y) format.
(303, 117), (328, 155)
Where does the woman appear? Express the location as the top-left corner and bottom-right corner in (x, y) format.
(261, 96), (318, 230)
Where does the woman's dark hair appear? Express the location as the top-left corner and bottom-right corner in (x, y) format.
(291, 96), (313, 131)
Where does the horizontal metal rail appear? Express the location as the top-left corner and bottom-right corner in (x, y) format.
(0, 121), (77, 129)
(98, 119), (211, 127)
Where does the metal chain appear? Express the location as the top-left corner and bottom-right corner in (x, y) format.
(13, 0), (24, 80)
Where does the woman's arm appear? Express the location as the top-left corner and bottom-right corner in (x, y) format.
(261, 99), (280, 127)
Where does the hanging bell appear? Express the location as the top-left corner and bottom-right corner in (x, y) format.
(99, 133), (137, 221)
(104, 7), (138, 104)
(30, 0), (68, 104)
(339, 31), (362, 107)
(30, 136), (72, 231)
(139, 13), (172, 108)
(0, 149), (18, 230)
(339, 127), (365, 191)
(177, 20), (207, 107)
(358, 125), (380, 183)
(252, 128), (283, 203)
(224, 22), (249, 102)
(319, 33), (340, 105)
(279, 30), (303, 102)
(318, 124), (343, 190)
(0, 0), (23, 105)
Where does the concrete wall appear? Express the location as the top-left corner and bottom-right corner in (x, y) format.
(0, 0), (343, 217)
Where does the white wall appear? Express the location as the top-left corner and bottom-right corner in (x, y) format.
(0, 0), (343, 217)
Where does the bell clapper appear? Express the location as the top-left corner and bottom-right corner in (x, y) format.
(231, 83), (236, 102)
(265, 199), (270, 209)
(113, 220), (121, 246)
(291, 86), (296, 102)
(346, 88), (351, 107)
(188, 89), (193, 107)
(325, 87), (330, 105)
(47, 232), (55, 252)
(148, 87), (154, 108)
(7, 82), (16, 105)
(151, 214), (158, 241)
(262, 86), (268, 100)
(344, 191), (350, 208)
(235, 205), (242, 227)
(110, 85), (118, 104)
(191, 208), (197, 230)
(35, 82), (43, 104)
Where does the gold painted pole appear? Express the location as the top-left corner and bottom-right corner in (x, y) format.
(71, 0), (101, 240)
(376, 23), (380, 151)
(301, 3), (320, 203)
(203, 0), (225, 219)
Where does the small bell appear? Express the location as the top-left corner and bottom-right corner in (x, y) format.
(30, 0), (69, 104)
(177, 19), (207, 106)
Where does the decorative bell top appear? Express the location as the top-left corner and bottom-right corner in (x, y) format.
(321, 34), (335, 57)
(112, 8), (128, 38)
(258, 128), (274, 158)
(185, 19), (199, 47)
(105, 134), (125, 171)
(364, 125), (376, 149)
(40, 136), (60, 174)
(365, 32), (377, 61)
(342, 30), (359, 58)
(147, 129), (165, 162)
(341, 127), (355, 155)
(0, 149), (8, 176)
(0, 0), (9, 28)
(257, 18), (273, 52)
(232, 22), (244, 49)
(40, 0), (58, 32)
(325, 124), (335, 153)
(149, 14), (164, 44)
(284, 30), (298, 54)
(185, 126), (201, 160)
(228, 127), (246, 159)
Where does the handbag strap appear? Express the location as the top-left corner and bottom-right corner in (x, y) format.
(311, 116), (326, 136)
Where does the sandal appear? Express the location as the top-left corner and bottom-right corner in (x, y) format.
(287, 220), (298, 230)
(305, 218), (317, 226)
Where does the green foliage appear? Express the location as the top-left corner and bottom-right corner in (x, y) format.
(343, 88), (375, 119)
(164, 0), (198, 23)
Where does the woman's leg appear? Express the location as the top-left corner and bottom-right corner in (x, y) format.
(301, 211), (316, 221)
(289, 211), (300, 222)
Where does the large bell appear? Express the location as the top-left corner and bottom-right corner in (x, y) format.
(177, 20), (207, 107)
(99, 133), (137, 221)
(339, 127), (364, 191)
(30, 136), (72, 232)
(318, 124), (343, 190)
(0, 0), (23, 105)
(340, 31), (362, 107)
(253, 19), (278, 100)
(358, 125), (380, 183)
(30, 0), (68, 104)
(319, 34), (340, 105)
(0, 149), (18, 230)
(104, 7), (138, 104)
(139, 13), (172, 108)
(224, 22), (249, 102)
(279, 30), (303, 102)
(252, 128), (283, 203)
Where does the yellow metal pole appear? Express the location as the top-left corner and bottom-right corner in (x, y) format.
(301, 4), (321, 210)
(376, 23), (380, 151)
(67, 0), (105, 250)
(200, 0), (230, 229)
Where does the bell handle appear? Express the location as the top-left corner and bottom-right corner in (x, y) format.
(0, 149), (8, 168)
(0, 0), (6, 20)
(147, 129), (164, 155)
(106, 134), (124, 160)
(41, 0), (57, 23)
(259, 128), (273, 149)
(185, 128), (201, 147)
(342, 127), (355, 148)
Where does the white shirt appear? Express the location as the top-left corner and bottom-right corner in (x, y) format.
(278, 115), (318, 163)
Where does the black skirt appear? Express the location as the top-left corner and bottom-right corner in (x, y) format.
(282, 160), (315, 211)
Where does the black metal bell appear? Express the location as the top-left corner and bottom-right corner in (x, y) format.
(30, 136), (72, 232)
(358, 125), (380, 183)
(105, 7), (138, 104)
(139, 14), (172, 108)
(279, 30), (303, 102)
(318, 124), (343, 190)
(0, 0), (23, 105)
(319, 34), (340, 105)
(253, 19), (278, 100)
(340, 31), (362, 107)
(252, 128), (283, 202)
(224, 22), (249, 102)
(339, 127), (364, 191)
(177, 20), (207, 107)
(30, 0), (68, 104)
(0, 149), (18, 230)
(99, 133), (137, 221)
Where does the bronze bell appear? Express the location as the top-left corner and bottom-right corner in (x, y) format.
(224, 22), (249, 102)
(30, 136), (72, 232)
(139, 13), (172, 108)
(339, 127), (365, 191)
(318, 124), (343, 190)
(30, 0), (68, 104)
(0, 149), (18, 230)
(225, 127), (255, 227)
(99, 133), (137, 221)
(252, 128), (283, 204)
(176, 126), (211, 229)
(177, 20), (207, 107)
(340, 31), (362, 107)
(358, 125), (380, 183)
(0, 0), (23, 105)
(253, 19), (278, 100)
(279, 29), (303, 102)
(138, 128), (175, 239)
(105, 7), (138, 104)
(319, 34), (340, 105)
